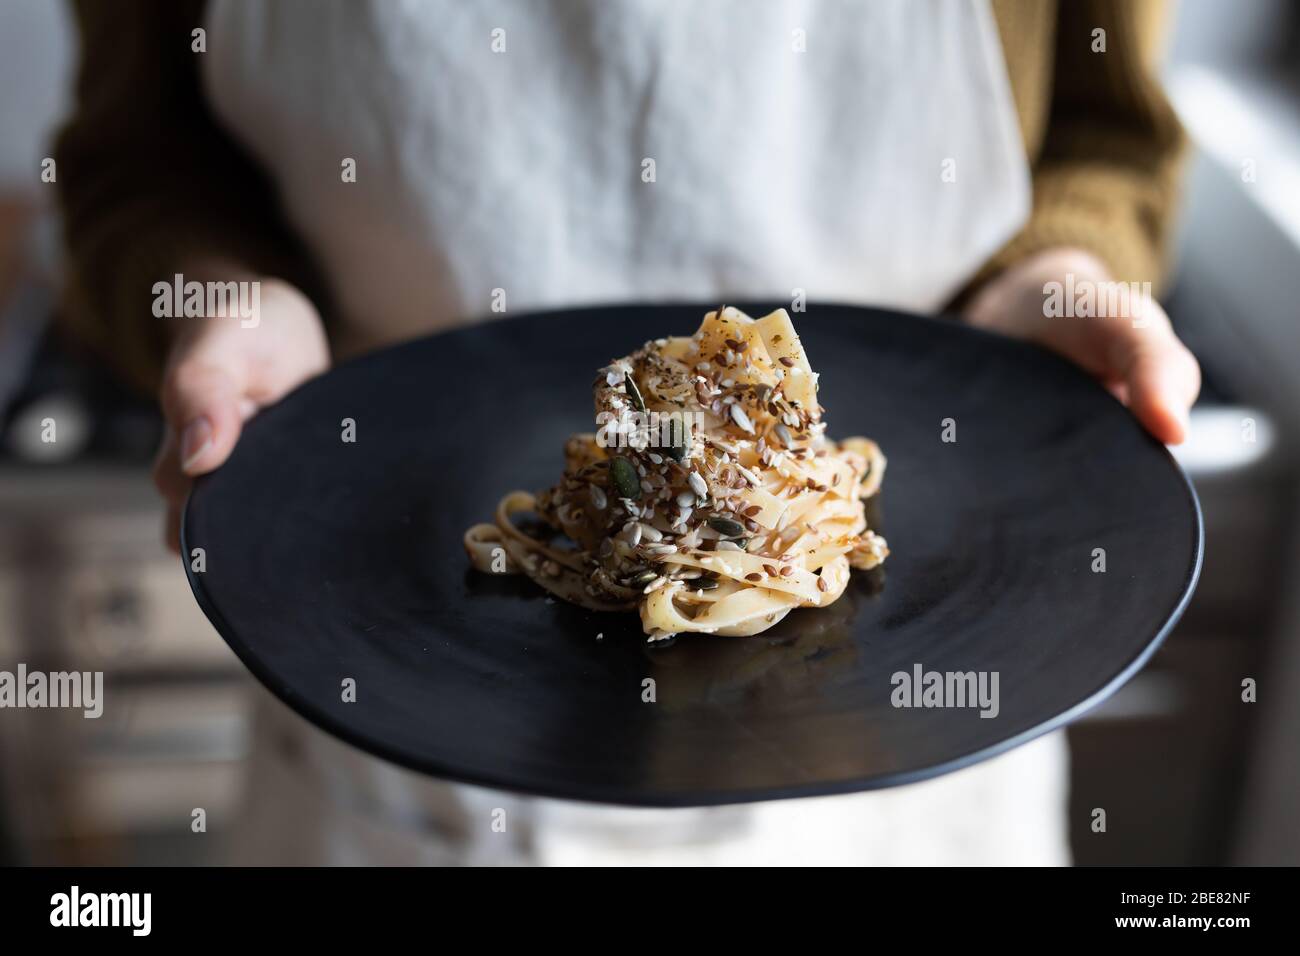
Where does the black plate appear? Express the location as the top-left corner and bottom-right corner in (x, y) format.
(183, 303), (1202, 806)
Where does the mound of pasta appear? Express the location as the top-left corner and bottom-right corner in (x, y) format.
(465, 306), (888, 640)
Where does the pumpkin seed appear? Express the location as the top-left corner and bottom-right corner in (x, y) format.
(708, 516), (745, 538)
(610, 457), (640, 500)
(665, 417), (690, 462)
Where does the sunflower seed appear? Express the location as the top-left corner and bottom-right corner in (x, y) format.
(625, 375), (646, 413)
(589, 484), (608, 510)
(729, 404), (755, 434)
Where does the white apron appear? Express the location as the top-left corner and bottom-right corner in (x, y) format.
(203, 0), (1067, 865)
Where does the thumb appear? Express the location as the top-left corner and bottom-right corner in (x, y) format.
(1111, 330), (1201, 446)
(160, 359), (249, 476)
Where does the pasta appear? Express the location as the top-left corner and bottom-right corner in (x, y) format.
(465, 306), (889, 640)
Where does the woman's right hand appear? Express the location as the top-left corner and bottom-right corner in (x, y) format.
(153, 277), (330, 552)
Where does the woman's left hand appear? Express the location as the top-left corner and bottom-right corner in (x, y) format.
(963, 248), (1201, 445)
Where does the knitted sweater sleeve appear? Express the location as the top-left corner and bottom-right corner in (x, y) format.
(53, 0), (325, 393)
(976, 0), (1188, 294)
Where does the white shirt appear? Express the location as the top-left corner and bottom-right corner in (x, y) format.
(203, 0), (1066, 865)
(205, 0), (1029, 349)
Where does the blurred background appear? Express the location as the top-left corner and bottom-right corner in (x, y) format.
(0, 0), (1297, 865)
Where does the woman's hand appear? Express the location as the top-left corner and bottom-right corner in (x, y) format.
(963, 248), (1200, 445)
(153, 276), (330, 551)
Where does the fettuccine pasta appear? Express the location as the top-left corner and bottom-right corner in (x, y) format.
(465, 306), (889, 640)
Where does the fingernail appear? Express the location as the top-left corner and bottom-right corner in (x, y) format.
(180, 417), (213, 473)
